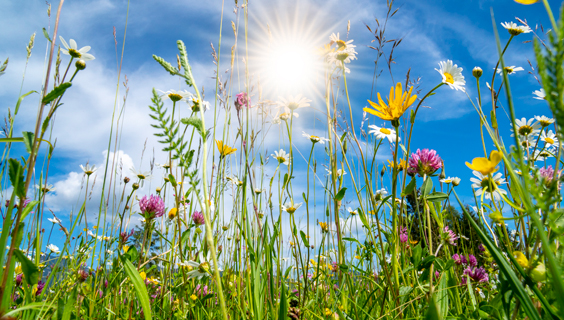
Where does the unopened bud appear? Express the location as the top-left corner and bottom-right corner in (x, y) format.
(75, 59), (86, 70)
(472, 67), (483, 78)
(124, 177), (130, 184)
(132, 183), (139, 190)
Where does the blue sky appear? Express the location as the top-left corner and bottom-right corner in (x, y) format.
(0, 0), (559, 253)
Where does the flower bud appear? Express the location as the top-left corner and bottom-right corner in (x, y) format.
(124, 177), (130, 184)
(75, 59), (86, 70)
(530, 262), (546, 282)
(132, 183), (139, 190)
(472, 67), (483, 78)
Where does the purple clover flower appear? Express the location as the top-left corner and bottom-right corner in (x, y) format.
(139, 195), (165, 220)
(192, 211), (205, 225)
(15, 274), (23, 286)
(478, 244), (485, 253)
(36, 281), (45, 296)
(120, 229), (134, 245)
(399, 227), (408, 243)
(407, 149), (443, 177)
(461, 266), (489, 285)
(234, 92), (251, 110)
(468, 254), (477, 268)
(539, 165), (554, 182)
(452, 254), (463, 265)
(442, 226), (459, 246)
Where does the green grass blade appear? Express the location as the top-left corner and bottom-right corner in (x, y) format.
(121, 257), (152, 320)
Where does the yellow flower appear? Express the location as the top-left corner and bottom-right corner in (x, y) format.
(168, 208), (178, 220)
(15, 265), (22, 275)
(514, 251), (529, 268)
(465, 150), (502, 175)
(190, 294), (198, 301)
(513, 0), (538, 4)
(387, 159), (407, 172)
(139, 271), (147, 280)
(324, 308), (333, 316)
(364, 83), (417, 121)
(216, 140), (237, 157)
(123, 245), (130, 253)
(319, 222), (329, 233)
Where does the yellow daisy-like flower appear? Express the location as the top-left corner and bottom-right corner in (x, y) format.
(465, 150), (502, 175)
(513, 251), (530, 268)
(190, 294), (198, 301)
(168, 208), (178, 220)
(319, 222), (329, 233)
(364, 83), (417, 122)
(216, 140), (237, 157)
(123, 245), (130, 253)
(139, 271), (147, 280)
(387, 159), (407, 172)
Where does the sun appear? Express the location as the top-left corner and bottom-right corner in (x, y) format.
(260, 37), (322, 96)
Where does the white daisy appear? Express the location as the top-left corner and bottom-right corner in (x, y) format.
(530, 148), (554, 162)
(281, 202), (303, 214)
(158, 89), (193, 103)
(436, 60), (465, 91)
(180, 251), (218, 280)
(302, 132), (329, 144)
(225, 175), (243, 186)
(36, 183), (55, 193)
(495, 66), (524, 75)
(440, 176), (461, 186)
(470, 171), (507, 201)
(540, 130), (558, 146)
(48, 217), (62, 224)
(46, 244), (60, 254)
(535, 115), (554, 127)
(533, 89), (546, 100)
(188, 96), (210, 112)
(326, 168), (347, 177)
(368, 125), (398, 143)
(130, 166), (152, 187)
(347, 207), (358, 215)
(328, 33), (358, 67)
(374, 188), (388, 204)
(501, 21), (532, 36)
(272, 149), (291, 166)
(59, 36), (95, 61)
(80, 163), (97, 176)
(511, 118), (541, 137)
(277, 95), (311, 111)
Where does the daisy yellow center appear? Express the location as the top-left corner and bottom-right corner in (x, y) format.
(539, 151), (550, 157)
(310, 135), (320, 142)
(68, 48), (81, 58)
(286, 206), (297, 214)
(443, 179), (452, 183)
(280, 113), (290, 120)
(444, 72), (454, 84)
(168, 93), (183, 102)
(137, 174), (146, 180)
(336, 40), (347, 49)
(276, 156), (286, 163)
(518, 125), (533, 136)
(540, 120), (551, 127)
(504, 67), (514, 73)
(336, 52), (349, 61)
(288, 102), (299, 109)
(379, 128), (391, 135)
(480, 177), (497, 192)
(198, 262), (210, 274)
(85, 170), (94, 175)
(546, 137), (555, 144)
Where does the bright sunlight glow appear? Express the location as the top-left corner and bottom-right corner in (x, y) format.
(262, 39), (321, 95)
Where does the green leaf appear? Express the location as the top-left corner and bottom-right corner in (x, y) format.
(278, 280), (288, 320)
(401, 178), (416, 197)
(22, 131), (34, 154)
(42, 28), (52, 42)
(8, 158), (25, 198)
(61, 287), (77, 320)
(335, 187), (347, 201)
(168, 174), (177, 186)
(410, 244), (422, 267)
(15, 90), (37, 115)
(42, 82), (71, 105)
(426, 192), (448, 203)
(13, 250), (39, 286)
(421, 177), (433, 196)
(424, 296), (442, 320)
(418, 255), (435, 271)
(436, 272), (449, 319)
(2, 302), (56, 318)
(121, 257), (152, 320)
(299, 230), (309, 247)
(181, 117), (206, 141)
